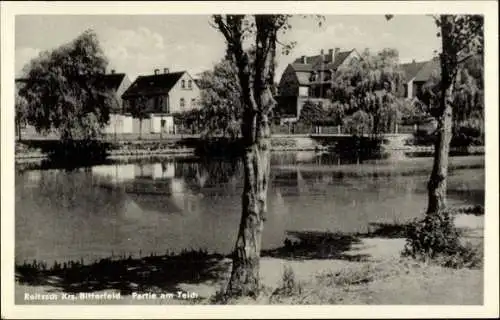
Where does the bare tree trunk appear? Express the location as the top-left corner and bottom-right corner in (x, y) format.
(227, 138), (270, 296)
(427, 85), (453, 215)
(227, 108), (271, 297)
(426, 15), (456, 216)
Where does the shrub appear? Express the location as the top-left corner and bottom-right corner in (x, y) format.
(402, 210), (482, 269)
(272, 265), (302, 297)
(451, 125), (484, 147)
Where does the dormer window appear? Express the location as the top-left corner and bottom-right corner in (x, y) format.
(188, 80), (192, 89)
(181, 80), (186, 89)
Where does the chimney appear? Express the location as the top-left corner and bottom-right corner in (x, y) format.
(328, 49), (334, 62)
(335, 47), (340, 59)
(412, 59), (416, 64)
(164, 68), (169, 74)
(301, 55), (307, 64)
(154, 68), (160, 75)
(111, 69), (116, 74)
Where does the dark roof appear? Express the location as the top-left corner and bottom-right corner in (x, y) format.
(290, 63), (313, 72)
(292, 50), (354, 71)
(97, 73), (126, 91)
(400, 61), (429, 81)
(122, 71), (185, 98)
(326, 50), (355, 70)
(287, 50), (357, 86)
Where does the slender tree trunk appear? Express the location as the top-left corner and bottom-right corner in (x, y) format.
(16, 120), (22, 142)
(139, 119), (142, 140)
(426, 15), (456, 216)
(227, 109), (271, 297)
(427, 85), (453, 215)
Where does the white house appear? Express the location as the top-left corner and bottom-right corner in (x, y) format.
(121, 68), (201, 135)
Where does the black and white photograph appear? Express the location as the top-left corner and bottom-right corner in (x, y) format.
(1, 1), (498, 318)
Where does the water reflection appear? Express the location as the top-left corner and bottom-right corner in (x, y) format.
(15, 152), (484, 264)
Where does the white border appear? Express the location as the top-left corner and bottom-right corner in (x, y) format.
(1, 1), (498, 318)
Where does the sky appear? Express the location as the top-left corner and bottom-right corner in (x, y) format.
(15, 15), (441, 82)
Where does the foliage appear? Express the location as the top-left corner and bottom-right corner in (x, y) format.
(198, 59), (242, 139)
(128, 96), (150, 120)
(298, 100), (342, 125)
(331, 48), (407, 135)
(451, 125), (484, 147)
(271, 265), (303, 297)
(419, 54), (484, 127)
(18, 29), (113, 141)
(15, 85), (29, 138)
(402, 210), (482, 269)
(172, 109), (202, 134)
(342, 110), (373, 136)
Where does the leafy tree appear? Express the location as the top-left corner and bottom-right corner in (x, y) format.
(15, 84), (28, 141)
(298, 100), (327, 124)
(198, 59), (242, 139)
(343, 110), (373, 136)
(211, 14), (321, 298)
(387, 14), (484, 215)
(128, 96), (150, 139)
(298, 100), (343, 132)
(172, 109), (203, 134)
(331, 48), (407, 135)
(419, 53), (484, 140)
(18, 29), (113, 141)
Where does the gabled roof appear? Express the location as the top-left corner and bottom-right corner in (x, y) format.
(97, 73), (127, 91)
(293, 54), (324, 67)
(313, 50), (355, 70)
(292, 50), (355, 71)
(286, 49), (357, 86)
(400, 61), (429, 81)
(122, 71), (185, 98)
(290, 63), (313, 72)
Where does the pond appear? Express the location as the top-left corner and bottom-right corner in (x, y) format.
(15, 151), (484, 264)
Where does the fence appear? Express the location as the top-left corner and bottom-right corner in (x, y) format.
(270, 123), (417, 136)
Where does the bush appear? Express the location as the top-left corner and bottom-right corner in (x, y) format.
(272, 265), (303, 297)
(402, 211), (482, 269)
(451, 125), (484, 147)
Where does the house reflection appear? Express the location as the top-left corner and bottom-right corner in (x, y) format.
(91, 161), (199, 215)
(272, 168), (309, 196)
(92, 164), (136, 183)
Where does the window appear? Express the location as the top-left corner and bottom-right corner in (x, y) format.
(181, 80), (186, 89)
(188, 80), (192, 89)
(154, 97), (160, 111)
(180, 98), (185, 108)
(191, 98), (196, 106)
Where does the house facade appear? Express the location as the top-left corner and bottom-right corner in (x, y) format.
(277, 48), (361, 121)
(121, 69), (201, 135)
